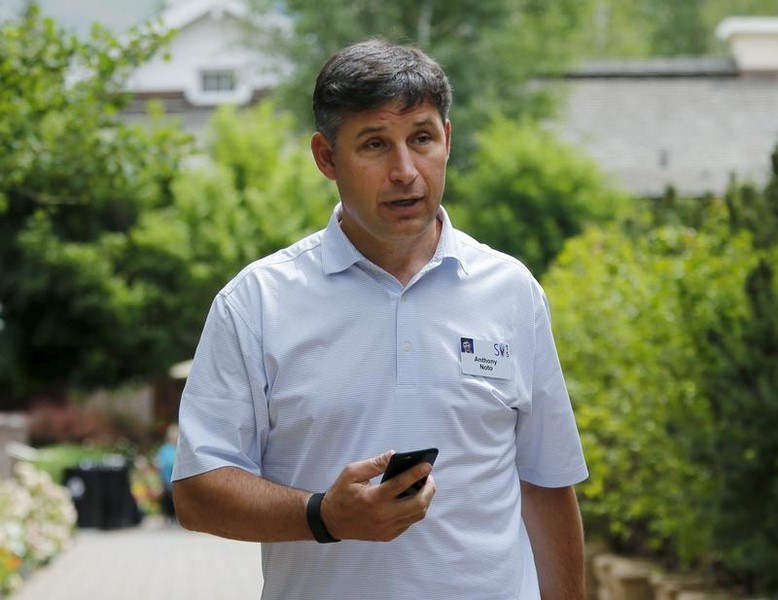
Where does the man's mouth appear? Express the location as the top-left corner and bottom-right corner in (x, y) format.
(388, 198), (421, 207)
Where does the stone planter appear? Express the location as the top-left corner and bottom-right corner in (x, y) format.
(676, 593), (739, 600)
(586, 541), (609, 600)
(651, 572), (711, 600)
(593, 554), (655, 600)
(0, 412), (29, 479)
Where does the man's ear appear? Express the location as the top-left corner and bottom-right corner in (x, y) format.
(311, 132), (337, 180)
(444, 119), (452, 161)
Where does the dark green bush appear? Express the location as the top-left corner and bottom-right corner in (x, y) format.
(682, 162), (778, 591)
(446, 117), (626, 276)
(543, 150), (778, 594)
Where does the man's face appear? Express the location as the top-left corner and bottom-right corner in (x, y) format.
(311, 101), (451, 259)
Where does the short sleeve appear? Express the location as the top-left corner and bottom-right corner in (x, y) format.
(172, 290), (269, 481)
(514, 291), (588, 488)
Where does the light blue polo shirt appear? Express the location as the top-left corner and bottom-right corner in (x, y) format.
(174, 204), (588, 600)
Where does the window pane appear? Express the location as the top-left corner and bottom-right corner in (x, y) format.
(201, 70), (236, 92)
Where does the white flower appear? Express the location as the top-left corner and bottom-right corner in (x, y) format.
(1, 462), (77, 569)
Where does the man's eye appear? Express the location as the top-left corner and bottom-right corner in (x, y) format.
(415, 133), (432, 144)
(364, 139), (384, 150)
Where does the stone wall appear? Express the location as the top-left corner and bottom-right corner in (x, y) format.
(588, 551), (750, 600)
(0, 412), (29, 479)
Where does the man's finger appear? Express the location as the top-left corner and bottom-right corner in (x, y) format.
(379, 462), (432, 499)
(340, 450), (395, 483)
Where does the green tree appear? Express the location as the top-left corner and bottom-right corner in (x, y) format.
(543, 155), (778, 592)
(544, 214), (754, 565)
(690, 254), (778, 592)
(245, 0), (596, 163)
(581, 0), (778, 58)
(0, 6), (347, 411)
(131, 101), (337, 298)
(680, 160), (778, 592)
(0, 7), (192, 407)
(446, 117), (626, 275)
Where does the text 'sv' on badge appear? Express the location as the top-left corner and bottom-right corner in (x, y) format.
(459, 338), (513, 380)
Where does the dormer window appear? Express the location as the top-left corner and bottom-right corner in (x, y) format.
(201, 69), (237, 93)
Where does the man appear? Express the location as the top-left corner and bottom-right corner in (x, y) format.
(173, 39), (588, 599)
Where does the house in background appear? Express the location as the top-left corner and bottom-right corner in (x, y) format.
(130, 7), (776, 197)
(552, 16), (778, 198)
(0, 0), (287, 135)
(3, 2), (775, 197)
(120, 0), (289, 135)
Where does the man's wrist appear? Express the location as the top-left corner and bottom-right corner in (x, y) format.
(306, 492), (341, 543)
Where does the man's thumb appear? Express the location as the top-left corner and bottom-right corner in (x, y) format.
(347, 450), (394, 482)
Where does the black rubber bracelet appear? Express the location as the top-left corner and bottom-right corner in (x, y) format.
(306, 492), (340, 543)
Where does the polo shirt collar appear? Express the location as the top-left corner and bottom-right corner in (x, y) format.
(321, 203), (469, 276)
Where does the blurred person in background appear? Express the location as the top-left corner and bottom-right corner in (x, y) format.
(155, 423), (178, 523)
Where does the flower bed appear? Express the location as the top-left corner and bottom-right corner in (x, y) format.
(0, 462), (77, 597)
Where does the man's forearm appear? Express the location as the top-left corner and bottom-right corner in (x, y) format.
(521, 481), (585, 600)
(173, 453), (436, 544)
(173, 467), (314, 542)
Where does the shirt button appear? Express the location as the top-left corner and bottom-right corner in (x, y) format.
(402, 341), (412, 352)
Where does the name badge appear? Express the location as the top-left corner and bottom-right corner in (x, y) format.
(459, 338), (513, 380)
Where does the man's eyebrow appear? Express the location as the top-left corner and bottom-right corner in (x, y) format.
(355, 117), (439, 139)
(355, 125), (386, 138)
(413, 117), (438, 128)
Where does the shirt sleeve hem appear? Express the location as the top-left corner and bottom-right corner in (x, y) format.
(517, 463), (589, 488)
(172, 455), (262, 483)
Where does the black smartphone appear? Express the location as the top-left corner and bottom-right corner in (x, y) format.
(380, 447), (439, 498)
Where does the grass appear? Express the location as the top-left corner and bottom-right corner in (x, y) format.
(32, 444), (116, 484)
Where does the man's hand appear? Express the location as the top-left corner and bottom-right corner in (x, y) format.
(321, 451), (436, 542)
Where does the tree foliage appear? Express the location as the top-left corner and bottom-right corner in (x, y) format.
(446, 117), (627, 275)
(686, 159), (778, 592)
(543, 150), (778, 592)
(243, 0), (778, 147)
(245, 0), (596, 163)
(133, 101), (337, 301)
(0, 7), (193, 406)
(579, 0), (778, 58)
(545, 216), (747, 565)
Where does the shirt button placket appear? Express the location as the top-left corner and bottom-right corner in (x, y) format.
(396, 292), (419, 387)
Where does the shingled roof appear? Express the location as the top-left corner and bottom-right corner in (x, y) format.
(552, 62), (778, 198)
(551, 18), (778, 198)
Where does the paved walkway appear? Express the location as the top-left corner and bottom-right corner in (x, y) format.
(13, 518), (264, 600)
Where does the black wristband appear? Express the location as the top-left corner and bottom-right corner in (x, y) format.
(306, 492), (340, 543)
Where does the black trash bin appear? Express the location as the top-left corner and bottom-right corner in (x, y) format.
(64, 458), (140, 529)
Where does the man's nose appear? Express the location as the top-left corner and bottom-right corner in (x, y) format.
(389, 146), (419, 184)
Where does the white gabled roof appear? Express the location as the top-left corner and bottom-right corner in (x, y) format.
(159, 0), (248, 32)
(716, 16), (778, 41)
(715, 16), (778, 71)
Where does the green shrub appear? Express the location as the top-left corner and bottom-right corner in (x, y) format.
(683, 166), (778, 591)
(543, 154), (778, 594)
(545, 217), (754, 564)
(33, 443), (110, 483)
(447, 117), (626, 276)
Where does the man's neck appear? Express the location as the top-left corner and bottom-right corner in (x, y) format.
(348, 218), (442, 287)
